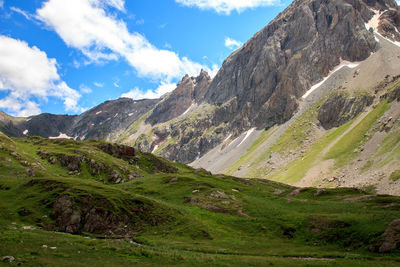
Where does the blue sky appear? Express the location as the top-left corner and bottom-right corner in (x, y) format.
(0, 0), (290, 117)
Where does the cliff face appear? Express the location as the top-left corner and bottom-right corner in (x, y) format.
(318, 92), (374, 129)
(146, 70), (211, 125)
(202, 0), (383, 129)
(133, 0), (397, 163)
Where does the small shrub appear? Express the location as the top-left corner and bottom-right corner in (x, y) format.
(390, 170), (400, 181)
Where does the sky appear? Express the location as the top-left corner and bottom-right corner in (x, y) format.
(0, 0), (292, 117)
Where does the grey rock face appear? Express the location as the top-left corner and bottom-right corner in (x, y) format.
(146, 70), (211, 125)
(318, 92), (374, 129)
(378, 9), (400, 42)
(203, 0), (381, 130)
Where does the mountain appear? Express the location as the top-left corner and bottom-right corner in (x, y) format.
(1, 0), (400, 195)
(0, 98), (158, 140)
(2, 132), (400, 265)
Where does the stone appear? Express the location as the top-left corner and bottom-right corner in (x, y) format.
(25, 168), (36, 177)
(314, 189), (328, 197)
(2, 256), (15, 262)
(286, 189), (301, 197)
(167, 177), (178, 184)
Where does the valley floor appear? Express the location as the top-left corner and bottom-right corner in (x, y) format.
(1, 135), (400, 265)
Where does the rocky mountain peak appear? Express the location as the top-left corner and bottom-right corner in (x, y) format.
(146, 70), (212, 125)
(200, 0), (387, 132)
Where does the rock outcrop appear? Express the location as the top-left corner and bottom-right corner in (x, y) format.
(369, 219), (400, 253)
(50, 194), (159, 236)
(318, 92), (374, 129)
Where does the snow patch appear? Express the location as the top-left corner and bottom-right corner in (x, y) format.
(181, 102), (196, 117)
(152, 145), (159, 153)
(375, 32), (400, 48)
(302, 60), (360, 99)
(49, 133), (73, 139)
(237, 128), (256, 147)
(128, 113), (134, 117)
(95, 111), (102, 115)
(365, 9), (400, 48)
(23, 129), (28, 135)
(365, 9), (381, 31)
(223, 134), (232, 143)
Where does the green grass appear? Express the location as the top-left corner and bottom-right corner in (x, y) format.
(270, 104), (319, 154)
(325, 100), (389, 167)
(1, 133), (400, 265)
(391, 170), (400, 182)
(269, 117), (355, 184)
(225, 126), (277, 175)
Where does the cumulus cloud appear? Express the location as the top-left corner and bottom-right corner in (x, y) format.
(225, 37), (242, 50)
(175, 0), (279, 14)
(0, 35), (82, 116)
(36, 0), (213, 82)
(121, 82), (176, 100)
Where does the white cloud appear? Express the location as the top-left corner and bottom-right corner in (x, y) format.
(36, 0), (213, 82)
(175, 0), (279, 14)
(79, 84), (93, 94)
(93, 82), (104, 87)
(10, 7), (33, 20)
(121, 82), (176, 100)
(0, 0), (4, 9)
(208, 64), (220, 78)
(0, 35), (82, 116)
(103, 0), (125, 11)
(225, 37), (242, 50)
(121, 64), (220, 101)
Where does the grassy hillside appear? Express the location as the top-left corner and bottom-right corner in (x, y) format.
(1, 133), (400, 265)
